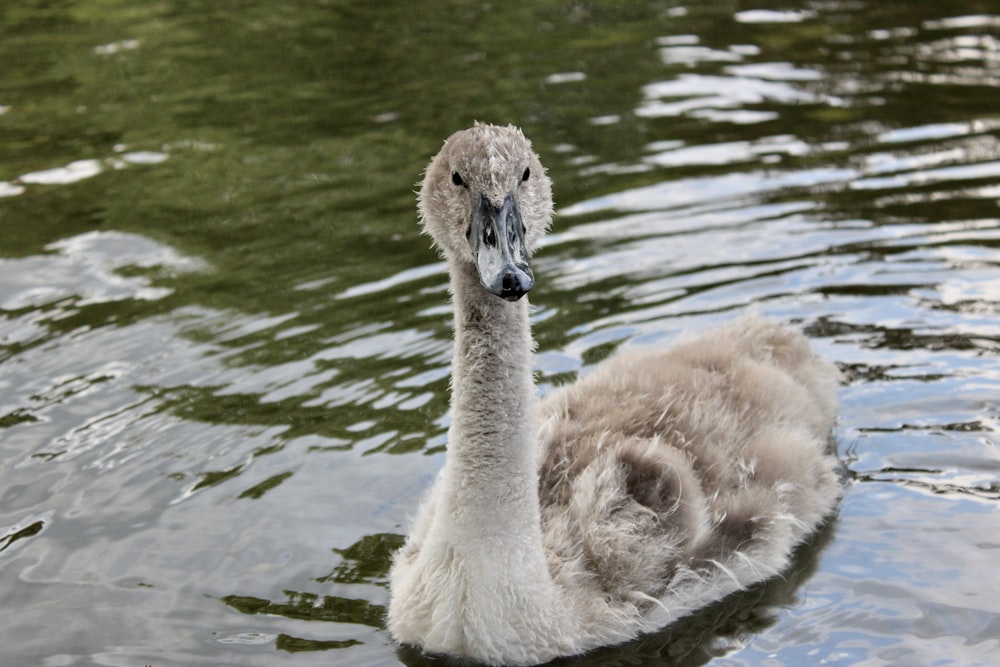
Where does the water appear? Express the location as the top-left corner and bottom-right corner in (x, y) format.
(2, 1), (998, 665)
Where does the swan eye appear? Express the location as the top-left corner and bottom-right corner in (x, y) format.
(522, 167), (530, 182)
(452, 171), (466, 187)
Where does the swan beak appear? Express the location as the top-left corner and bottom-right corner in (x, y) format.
(469, 194), (534, 301)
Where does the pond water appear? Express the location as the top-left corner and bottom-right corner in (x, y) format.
(2, 1), (999, 665)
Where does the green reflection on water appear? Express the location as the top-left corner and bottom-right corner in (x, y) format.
(238, 471), (294, 499)
(319, 532), (405, 585)
(221, 590), (383, 627)
(275, 633), (361, 653)
(0, 520), (45, 553)
(3, 0), (1000, 664)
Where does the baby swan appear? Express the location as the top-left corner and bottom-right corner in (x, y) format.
(388, 123), (842, 665)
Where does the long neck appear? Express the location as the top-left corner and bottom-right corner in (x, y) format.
(442, 260), (540, 534)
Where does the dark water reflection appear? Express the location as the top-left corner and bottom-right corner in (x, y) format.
(2, 1), (999, 665)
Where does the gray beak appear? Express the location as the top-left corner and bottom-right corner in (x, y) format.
(468, 194), (534, 301)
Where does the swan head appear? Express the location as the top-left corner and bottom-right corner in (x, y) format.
(419, 123), (553, 301)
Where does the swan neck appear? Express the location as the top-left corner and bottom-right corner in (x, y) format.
(445, 260), (538, 500)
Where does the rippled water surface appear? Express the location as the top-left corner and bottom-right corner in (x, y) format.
(2, 1), (999, 665)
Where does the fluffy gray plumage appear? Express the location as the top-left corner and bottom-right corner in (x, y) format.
(387, 123), (843, 666)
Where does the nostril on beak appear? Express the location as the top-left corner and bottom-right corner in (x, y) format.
(499, 269), (533, 301)
(502, 273), (518, 293)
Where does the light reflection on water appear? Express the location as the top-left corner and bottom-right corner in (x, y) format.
(1, 1), (999, 665)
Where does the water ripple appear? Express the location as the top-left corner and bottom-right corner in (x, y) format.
(2, 2), (1000, 665)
